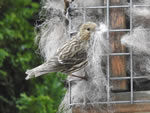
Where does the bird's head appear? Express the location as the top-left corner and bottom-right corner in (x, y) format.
(79, 22), (97, 41)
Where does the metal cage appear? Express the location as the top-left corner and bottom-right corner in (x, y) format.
(68, 0), (150, 112)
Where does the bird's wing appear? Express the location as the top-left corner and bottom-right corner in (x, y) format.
(57, 38), (87, 65)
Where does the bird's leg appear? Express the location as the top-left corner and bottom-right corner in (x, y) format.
(71, 74), (87, 80)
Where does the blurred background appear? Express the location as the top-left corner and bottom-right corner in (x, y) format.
(0, 0), (66, 113)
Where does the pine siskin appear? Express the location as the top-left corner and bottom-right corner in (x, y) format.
(25, 22), (97, 80)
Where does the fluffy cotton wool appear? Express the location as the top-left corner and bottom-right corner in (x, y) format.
(121, 0), (150, 85)
(35, 0), (68, 61)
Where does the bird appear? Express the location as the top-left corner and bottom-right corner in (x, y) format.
(25, 22), (97, 80)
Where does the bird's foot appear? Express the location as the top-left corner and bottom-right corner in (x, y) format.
(71, 74), (87, 80)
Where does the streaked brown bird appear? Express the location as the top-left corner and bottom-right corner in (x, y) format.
(25, 22), (97, 80)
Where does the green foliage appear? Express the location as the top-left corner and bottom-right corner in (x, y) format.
(0, 49), (9, 66)
(16, 93), (55, 113)
(16, 73), (66, 113)
(0, 0), (66, 113)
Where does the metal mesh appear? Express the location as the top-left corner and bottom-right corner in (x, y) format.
(68, 0), (150, 107)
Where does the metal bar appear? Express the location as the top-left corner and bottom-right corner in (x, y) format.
(134, 5), (150, 7)
(70, 5), (150, 10)
(70, 28), (150, 34)
(70, 100), (150, 106)
(70, 101), (131, 106)
(70, 107), (73, 113)
(106, 0), (110, 103)
(91, 53), (130, 57)
(83, 6), (86, 23)
(109, 53), (130, 56)
(68, 6), (72, 107)
(71, 5), (130, 9)
(109, 29), (131, 32)
(81, 53), (130, 57)
(110, 76), (150, 80)
(68, 8), (72, 38)
(68, 0), (150, 107)
(130, 0), (134, 104)
(134, 100), (150, 103)
(69, 81), (72, 107)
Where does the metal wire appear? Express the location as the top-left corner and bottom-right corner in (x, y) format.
(71, 5), (130, 9)
(110, 76), (150, 80)
(83, 7), (86, 23)
(68, 0), (150, 107)
(106, 0), (110, 103)
(130, 0), (134, 104)
(71, 5), (150, 9)
(70, 28), (150, 34)
(69, 81), (72, 106)
(68, 3), (72, 109)
(70, 100), (150, 106)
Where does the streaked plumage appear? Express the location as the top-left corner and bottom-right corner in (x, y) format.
(25, 22), (97, 80)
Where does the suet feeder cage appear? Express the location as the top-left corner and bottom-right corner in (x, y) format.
(67, 0), (150, 113)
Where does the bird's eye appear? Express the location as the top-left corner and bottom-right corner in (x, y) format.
(87, 28), (90, 31)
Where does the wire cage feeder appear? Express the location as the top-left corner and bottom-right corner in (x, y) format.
(67, 0), (150, 112)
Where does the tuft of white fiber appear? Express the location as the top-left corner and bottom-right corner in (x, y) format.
(35, 0), (68, 61)
(121, 0), (150, 84)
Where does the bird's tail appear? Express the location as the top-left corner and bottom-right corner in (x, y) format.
(25, 63), (53, 80)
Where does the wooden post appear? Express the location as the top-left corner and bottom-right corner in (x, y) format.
(109, 0), (128, 91)
(72, 106), (110, 113)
